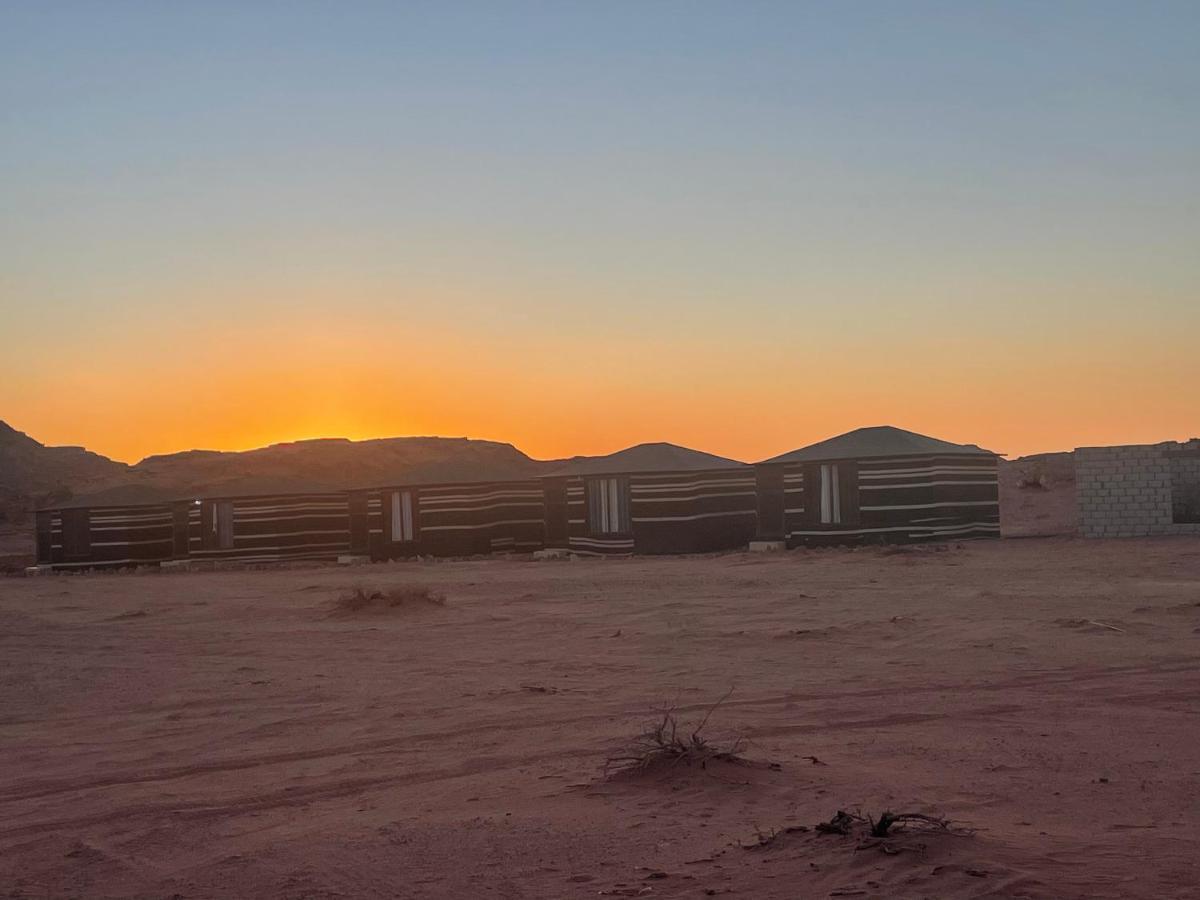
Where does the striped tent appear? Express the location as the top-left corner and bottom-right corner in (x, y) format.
(754, 426), (1000, 546)
(542, 443), (757, 556)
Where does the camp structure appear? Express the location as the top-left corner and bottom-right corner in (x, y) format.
(35, 501), (177, 570)
(753, 426), (1000, 547)
(1076, 439), (1200, 538)
(367, 478), (546, 560)
(30, 428), (1004, 571)
(182, 492), (355, 564)
(35, 481), (549, 568)
(541, 443), (758, 556)
(34, 491), (359, 569)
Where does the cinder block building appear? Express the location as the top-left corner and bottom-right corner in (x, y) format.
(1076, 440), (1200, 538)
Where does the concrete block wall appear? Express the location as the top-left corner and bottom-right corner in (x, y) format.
(1077, 441), (1200, 538)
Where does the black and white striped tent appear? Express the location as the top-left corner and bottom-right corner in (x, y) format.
(753, 426), (1000, 546)
(539, 442), (758, 556)
(368, 478), (546, 560)
(31, 427), (1002, 569)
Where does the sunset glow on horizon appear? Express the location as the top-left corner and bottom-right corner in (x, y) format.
(3, 3), (1198, 465)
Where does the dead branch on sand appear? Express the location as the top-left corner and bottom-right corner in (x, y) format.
(745, 809), (961, 854)
(868, 811), (955, 838)
(334, 584), (446, 613)
(815, 810), (859, 835)
(814, 809), (963, 839)
(605, 688), (745, 775)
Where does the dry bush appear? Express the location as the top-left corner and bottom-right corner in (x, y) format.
(815, 808), (960, 838)
(868, 811), (955, 837)
(747, 810), (962, 853)
(606, 689), (745, 775)
(334, 584), (446, 613)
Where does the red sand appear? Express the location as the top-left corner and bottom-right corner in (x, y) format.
(2, 538), (1199, 898)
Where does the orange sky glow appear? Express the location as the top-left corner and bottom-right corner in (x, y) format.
(4, 303), (1197, 465)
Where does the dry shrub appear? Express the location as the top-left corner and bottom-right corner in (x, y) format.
(334, 584), (446, 613)
(868, 811), (955, 838)
(748, 810), (963, 852)
(606, 689), (744, 775)
(815, 808), (961, 838)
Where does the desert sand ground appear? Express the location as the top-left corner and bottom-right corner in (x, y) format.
(2, 538), (1199, 899)
(997, 455), (1077, 539)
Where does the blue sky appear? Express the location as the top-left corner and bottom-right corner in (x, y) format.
(2, 2), (1197, 460)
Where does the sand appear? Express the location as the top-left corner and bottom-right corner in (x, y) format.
(2, 537), (1199, 898)
(998, 454), (1077, 538)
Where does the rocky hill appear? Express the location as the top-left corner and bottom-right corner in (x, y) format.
(1, 423), (132, 561)
(121, 436), (552, 501)
(0, 421), (130, 498)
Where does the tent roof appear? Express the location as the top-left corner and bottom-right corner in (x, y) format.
(760, 425), (996, 464)
(547, 442), (747, 476)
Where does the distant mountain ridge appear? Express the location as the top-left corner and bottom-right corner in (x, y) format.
(0, 421), (747, 508)
(0, 421), (130, 498)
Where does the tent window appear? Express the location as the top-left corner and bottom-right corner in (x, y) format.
(587, 477), (630, 535)
(390, 490), (415, 542)
(820, 464), (842, 525)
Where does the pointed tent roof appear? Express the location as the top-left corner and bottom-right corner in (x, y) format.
(548, 442), (747, 476)
(760, 426), (996, 465)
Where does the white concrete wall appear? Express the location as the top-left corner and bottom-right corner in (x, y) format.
(1076, 441), (1200, 538)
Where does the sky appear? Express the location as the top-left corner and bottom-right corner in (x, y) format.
(2, 1), (1197, 464)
